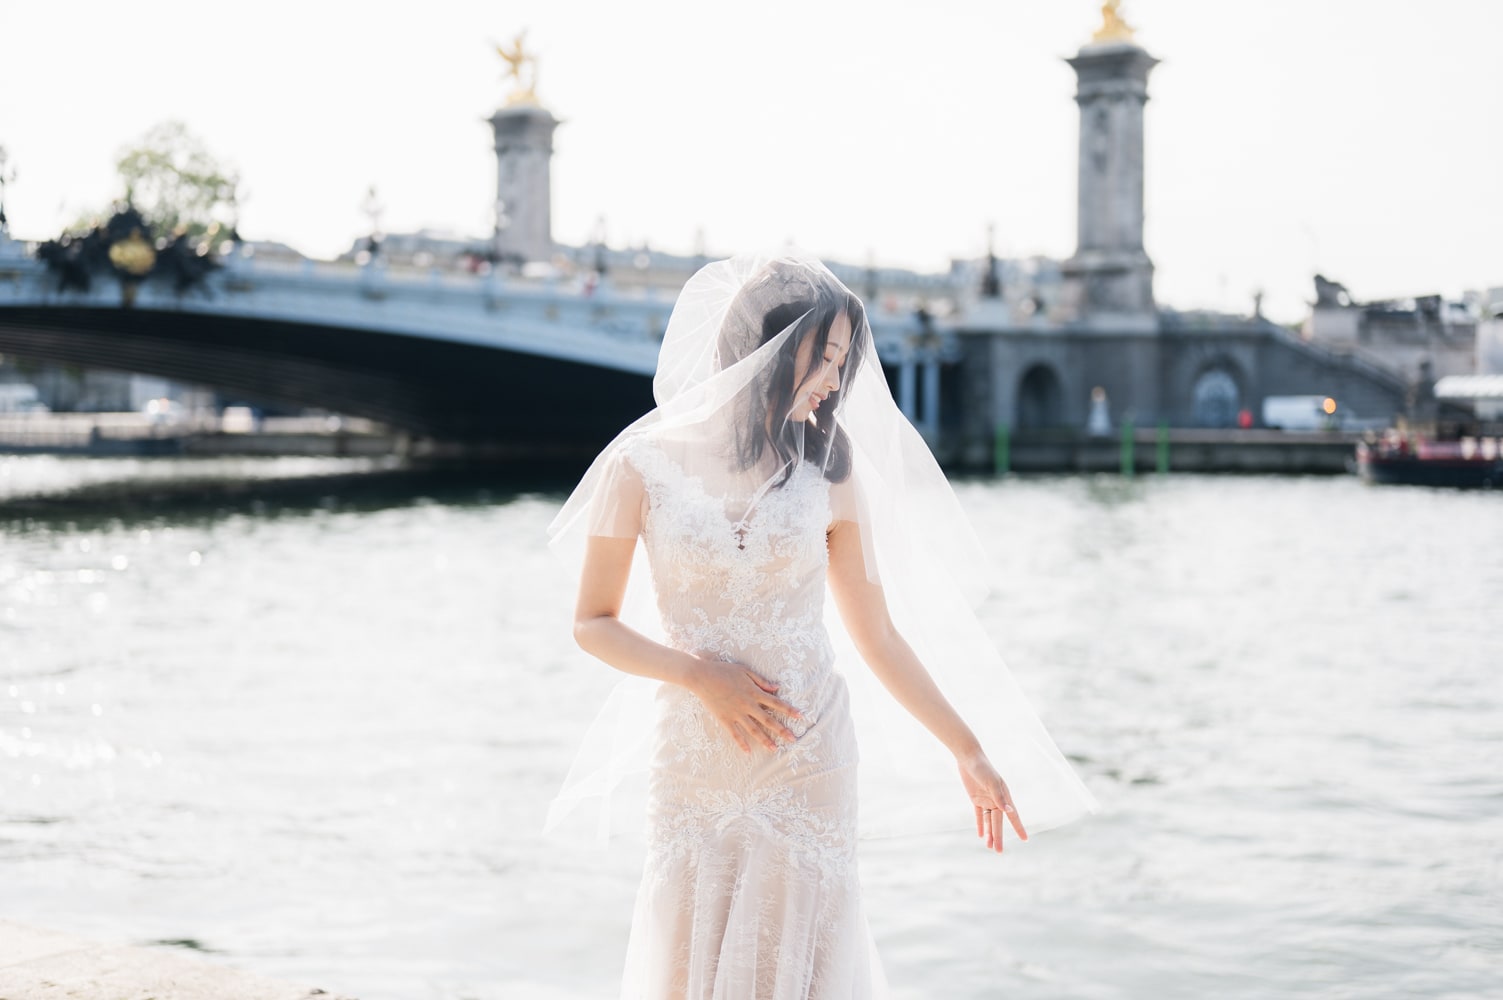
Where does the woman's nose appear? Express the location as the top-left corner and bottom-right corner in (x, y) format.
(826, 363), (841, 392)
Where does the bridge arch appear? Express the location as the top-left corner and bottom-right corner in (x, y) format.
(1016, 362), (1066, 429)
(1189, 358), (1246, 427)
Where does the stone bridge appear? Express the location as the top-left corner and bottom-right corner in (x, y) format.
(0, 247), (947, 457)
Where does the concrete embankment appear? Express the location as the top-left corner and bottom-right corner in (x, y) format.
(0, 413), (399, 458)
(997, 428), (1361, 474)
(0, 921), (355, 1000)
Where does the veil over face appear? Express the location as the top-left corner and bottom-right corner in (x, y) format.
(713, 258), (867, 488)
(547, 255), (1097, 844)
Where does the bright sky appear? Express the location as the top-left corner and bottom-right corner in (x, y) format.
(2, 0), (1499, 323)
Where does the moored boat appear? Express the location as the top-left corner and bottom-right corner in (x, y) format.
(1358, 434), (1503, 488)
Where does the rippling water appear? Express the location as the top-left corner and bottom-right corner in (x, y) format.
(1, 456), (1498, 999)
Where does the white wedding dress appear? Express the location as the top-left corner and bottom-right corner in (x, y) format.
(617, 436), (887, 1000)
(553, 255), (1097, 999)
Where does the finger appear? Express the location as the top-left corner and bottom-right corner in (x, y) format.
(761, 695), (803, 720)
(983, 808), (996, 851)
(746, 715), (778, 751)
(728, 721), (751, 754)
(757, 705), (799, 741)
(1004, 800), (1028, 841)
(974, 804), (984, 840)
(749, 673), (780, 693)
(759, 712), (797, 746)
(752, 692), (802, 727)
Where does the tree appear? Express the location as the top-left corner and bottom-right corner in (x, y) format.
(114, 120), (241, 240)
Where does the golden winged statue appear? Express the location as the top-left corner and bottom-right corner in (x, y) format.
(496, 30), (540, 106)
(1092, 0), (1136, 44)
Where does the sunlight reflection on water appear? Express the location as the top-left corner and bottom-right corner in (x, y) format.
(1, 460), (1499, 999)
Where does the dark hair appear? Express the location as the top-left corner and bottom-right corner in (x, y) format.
(718, 263), (867, 486)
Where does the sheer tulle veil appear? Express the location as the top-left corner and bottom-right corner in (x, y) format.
(547, 254), (1097, 843)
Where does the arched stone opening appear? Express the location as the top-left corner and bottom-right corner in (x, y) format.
(1016, 363), (1065, 429)
(1191, 364), (1243, 428)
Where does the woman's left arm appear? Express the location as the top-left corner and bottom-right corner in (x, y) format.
(826, 518), (1027, 851)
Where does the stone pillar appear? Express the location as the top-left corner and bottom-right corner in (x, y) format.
(1061, 37), (1158, 323)
(489, 105), (559, 265)
(898, 357), (917, 423)
(921, 360), (941, 440)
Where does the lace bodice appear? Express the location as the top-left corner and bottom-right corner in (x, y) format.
(628, 437), (836, 703)
(615, 436), (880, 999)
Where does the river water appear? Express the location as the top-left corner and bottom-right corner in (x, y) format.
(1, 455), (1498, 999)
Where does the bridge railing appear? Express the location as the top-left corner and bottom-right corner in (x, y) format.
(1, 246), (950, 376)
(1260, 319), (1408, 396)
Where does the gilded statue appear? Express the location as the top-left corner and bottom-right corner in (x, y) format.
(496, 30), (540, 106)
(108, 228), (156, 277)
(1092, 0), (1136, 44)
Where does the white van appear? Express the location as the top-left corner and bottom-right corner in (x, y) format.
(1262, 395), (1340, 430)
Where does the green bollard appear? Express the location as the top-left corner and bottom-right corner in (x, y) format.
(994, 423), (1010, 476)
(1156, 421), (1170, 475)
(1120, 419), (1135, 477)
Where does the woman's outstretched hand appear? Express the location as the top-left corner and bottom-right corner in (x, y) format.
(687, 657), (802, 753)
(957, 749), (1027, 853)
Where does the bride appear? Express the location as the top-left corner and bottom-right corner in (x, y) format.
(550, 256), (1095, 998)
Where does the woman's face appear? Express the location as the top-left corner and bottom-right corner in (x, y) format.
(788, 311), (853, 424)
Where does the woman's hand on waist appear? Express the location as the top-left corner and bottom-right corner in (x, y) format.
(685, 656), (803, 754)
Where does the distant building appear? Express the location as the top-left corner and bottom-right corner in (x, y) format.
(235, 239), (310, 266)
(1301, 274), (1484, 380)
(334, 229), (488, 271)
(1476, 288), (1503, 376)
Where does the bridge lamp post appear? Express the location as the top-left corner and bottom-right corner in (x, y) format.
(359, 185), (384, 265)
(0, 146), (14, 237)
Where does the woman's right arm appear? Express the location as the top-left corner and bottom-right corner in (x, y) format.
(572, 535), (802, 752)
(572, 535), (699, 687)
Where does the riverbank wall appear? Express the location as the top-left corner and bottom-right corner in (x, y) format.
(0, 412), (1364, 474)
(998, 428), (1361, 474)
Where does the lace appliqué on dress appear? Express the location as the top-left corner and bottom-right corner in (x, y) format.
(618, 436), (881, 1000)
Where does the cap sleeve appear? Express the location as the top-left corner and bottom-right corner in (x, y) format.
(586, 447), (646, 539)
(828, 466), (870, 528)
(827, 464), (886, 589)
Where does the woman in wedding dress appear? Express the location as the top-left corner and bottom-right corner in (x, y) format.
(550, 256), (1095, 999)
